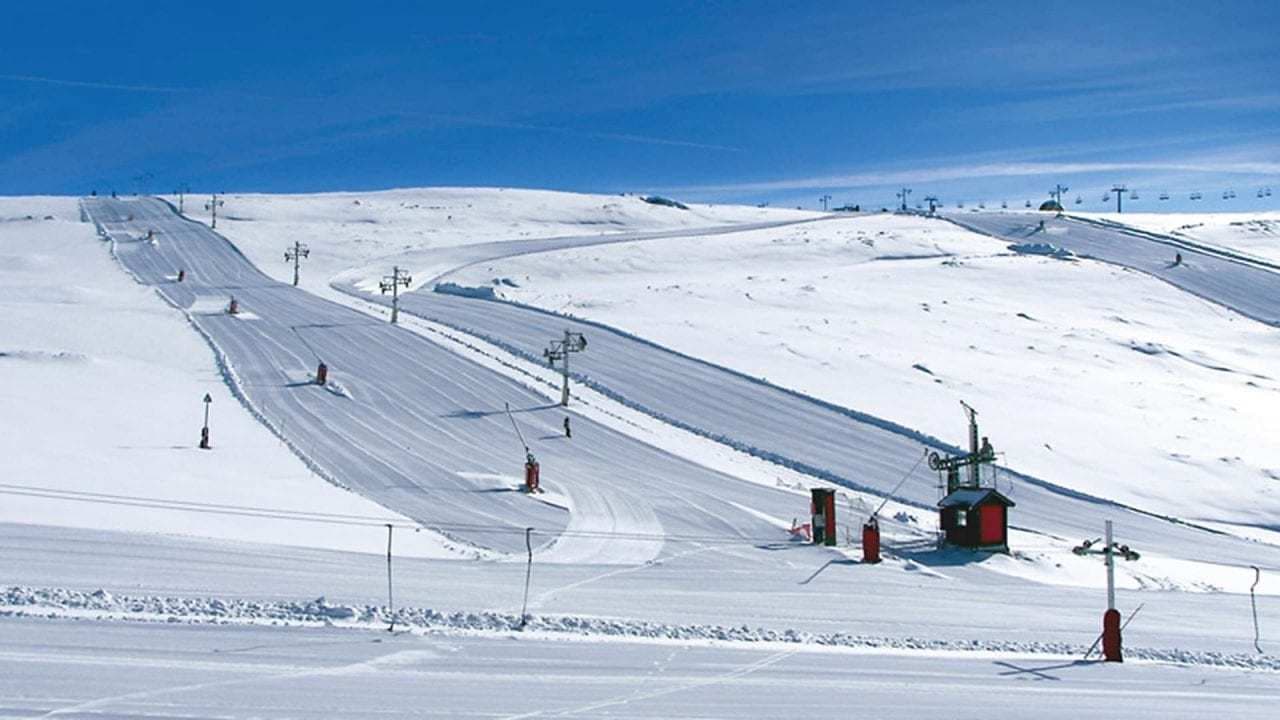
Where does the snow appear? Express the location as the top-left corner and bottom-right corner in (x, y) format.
(441, 213), (1280, 530)
(7, 618), (1278, 720)
(175, 187), (817, 303)
(0, 197), (444, 558)
(1076, 211), (1280, 265)
(4, 191), (1280, 715)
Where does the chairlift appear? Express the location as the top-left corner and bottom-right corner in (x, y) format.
(1259, 189), (1267, 199)
(1266, 188), (1273, 197)
(1190, 192), (1202, 201)
(1159, 192), (1170, 201)
(957, 201), (965, 208)
(1102, 193), (1111, 202)
(1129, 190), (1139, 200)
(1001, 200), (1007, 209)
(1075, 195), (1083, 205)
(1025, 200), (1032, 208)
(1223, 191), (1231, 200)
(978, 201), (986, 209)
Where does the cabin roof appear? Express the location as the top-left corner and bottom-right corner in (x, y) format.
(937, 487), (1015, 509)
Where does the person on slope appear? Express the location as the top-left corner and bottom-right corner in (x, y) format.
(563, 416), (572, 439)
(1174, 252), (1183, 267)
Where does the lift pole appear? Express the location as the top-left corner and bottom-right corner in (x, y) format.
(896, 187), (912, 212)
(379, 266), (412, 324)
(1110, 185), (1127, 214)
(923, 196), (940, 215)
(1051, 184), (1070, 207)
(284, 241), (310, 287)
(205, 193), (224, 229)
(1073, 521), (1141, 661)
(543, 329), (587, 406)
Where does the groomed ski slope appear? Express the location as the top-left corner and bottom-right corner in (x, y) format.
(3, 193), (1279, 718)
(434, 213), (1280, 535)
(10, 618), (1280, 720)
(948, 211), (1280, 327)
(0, 198), (436, 557)
(83, 195), (823, 562)
(321, 212), (1280, 572)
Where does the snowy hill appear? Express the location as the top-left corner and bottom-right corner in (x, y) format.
(0, 197), (442, 557)
(2, 190), (1279, 718)
(441, 212), (1280, 534)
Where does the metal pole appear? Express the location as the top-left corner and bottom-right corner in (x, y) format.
(520, 527), (534, 629)
(1251, 566), (1263, 653)
(1105, 520), (1116, 610)
(391, 268), (400, 324)
(386, 523), (395, 632)
(560, 330), (571, 406)
(292, 243), (301, 287)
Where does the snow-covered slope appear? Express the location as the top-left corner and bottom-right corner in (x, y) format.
(181, 187), (818, 302)
(0, 197), (442, 557)
(1074, 211), (1280, 265)
(443, 213), (1280, 531)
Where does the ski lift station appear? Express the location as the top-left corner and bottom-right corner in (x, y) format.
(930, 402), (1014, 552)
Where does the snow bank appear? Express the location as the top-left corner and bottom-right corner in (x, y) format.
(5, 585), (1277, 671)
(1007, 241), (1073, 259)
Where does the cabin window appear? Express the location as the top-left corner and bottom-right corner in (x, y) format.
(955, 509), (968, 527)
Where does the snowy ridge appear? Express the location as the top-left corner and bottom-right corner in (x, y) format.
(4, 585), (1276, 671)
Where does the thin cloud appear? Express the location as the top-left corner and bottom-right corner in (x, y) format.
(675, 159), (1280, 194)
(401, 111), (742, 153)
(0, 73), (195, 94)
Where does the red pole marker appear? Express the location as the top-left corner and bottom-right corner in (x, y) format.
(1102, 608), (1123, 662)
(315, 362), (328, 386)
(524, 455), (540, 493)
(862, 519), (881, 563)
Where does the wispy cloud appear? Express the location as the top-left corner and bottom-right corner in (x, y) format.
(399, 112), (742, 153)
(0, 73), (195, 94)
(674, 158), (1280, 194)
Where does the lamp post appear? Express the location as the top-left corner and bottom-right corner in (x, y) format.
(199, 393), (212, 449)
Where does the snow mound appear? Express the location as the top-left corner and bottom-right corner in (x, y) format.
(434, 282), (498, 300)
(1007, 242), (1074, 259)
(5, 585), (1278, 671)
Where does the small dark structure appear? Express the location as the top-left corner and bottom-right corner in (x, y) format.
(929, 401), (1014, 553)
(938, 487), (1014, 550)
(1039, 199), (1064, 212)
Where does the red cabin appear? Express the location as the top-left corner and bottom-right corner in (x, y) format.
(937, 488), (1013, 551)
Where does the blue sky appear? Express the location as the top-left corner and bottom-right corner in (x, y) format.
(2, 1), (1278, 210)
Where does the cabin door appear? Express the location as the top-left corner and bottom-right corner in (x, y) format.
(979, 505), (1005, 545)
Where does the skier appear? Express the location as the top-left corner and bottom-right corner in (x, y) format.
(1037, 219), (1045, 231)
(563, 416), (572, 439)
(177, 269), (185, 282)
(1174, 252), (1183, 267)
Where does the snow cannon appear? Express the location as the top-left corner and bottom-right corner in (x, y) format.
(524, 453), (540, 493)
(810, 488), (836, 547)
(862, 516), (881, 563)
(1102, 608), (1123, 662)
(198, 426), (210, 450)
(227, 297), (239, 315)
(315, 362), (328, 386)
